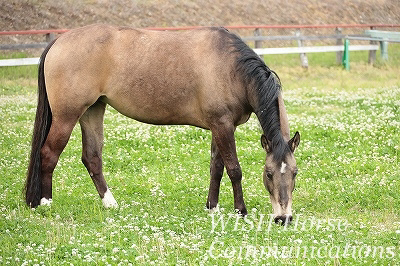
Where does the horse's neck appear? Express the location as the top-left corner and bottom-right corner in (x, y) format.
(278, 93), (290, 141)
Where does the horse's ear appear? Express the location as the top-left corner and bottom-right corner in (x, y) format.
(288, 131), (300, 152)
(261, 134), (272, 153)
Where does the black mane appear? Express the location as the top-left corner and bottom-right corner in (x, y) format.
(228, 32), (291, 161)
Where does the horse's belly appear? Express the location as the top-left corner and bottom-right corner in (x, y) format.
(103, 93), (208, 129)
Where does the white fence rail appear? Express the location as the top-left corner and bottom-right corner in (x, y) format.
(0, 57), (40, 67)
(0, 44), (379, 67)
(253, 44), (379, 55)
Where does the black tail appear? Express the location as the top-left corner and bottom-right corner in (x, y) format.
(24, 39), (56, 208)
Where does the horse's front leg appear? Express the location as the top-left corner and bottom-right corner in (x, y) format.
(206, 138), (224, 210)
(210, 123), (247, 216)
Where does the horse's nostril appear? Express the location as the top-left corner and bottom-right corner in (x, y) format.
(274, 215), (293, 225)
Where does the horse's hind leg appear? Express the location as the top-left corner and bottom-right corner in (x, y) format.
(206, 138), (224, 210)
(79, 100), (118, 208)
(40, 118), (78, 205)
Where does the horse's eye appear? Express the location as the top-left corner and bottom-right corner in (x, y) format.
(293, 170), (298, 178)
(267, 172), (273, 179)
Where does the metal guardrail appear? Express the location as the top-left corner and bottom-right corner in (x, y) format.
(342, 30), (400, 69)
(254, 44), (379, 55)
(347, 36), (400, 43)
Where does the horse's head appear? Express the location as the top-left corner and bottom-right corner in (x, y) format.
(261, 131), (300, 225)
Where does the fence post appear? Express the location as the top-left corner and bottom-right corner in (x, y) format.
(342, 38), (350, 70)
(368, 26), (376, 64)
(296, 29), (308, 68)
(380, 40), (389, 60)
(335, 27), (343, 64)
(45, 33), (56, 43)
(254, 28), (263, 61)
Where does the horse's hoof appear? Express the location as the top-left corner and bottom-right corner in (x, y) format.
(40, 197), (52, 206)
(205, 203), (219, 213)
(235, 207), (248, 217)
(102, 189), (118, 208)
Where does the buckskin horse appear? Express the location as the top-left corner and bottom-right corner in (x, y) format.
(24, 24), (300, 224)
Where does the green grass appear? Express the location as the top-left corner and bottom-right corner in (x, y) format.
(0, 50), (399, 265)
(0, 53), (38, 89)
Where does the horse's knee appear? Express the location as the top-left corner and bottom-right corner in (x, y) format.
(226, 166), (242, 182)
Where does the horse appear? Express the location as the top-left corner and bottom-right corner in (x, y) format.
(24, 24), (300, 224)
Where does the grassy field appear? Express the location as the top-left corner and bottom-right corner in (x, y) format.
(0, 47), (399, 265)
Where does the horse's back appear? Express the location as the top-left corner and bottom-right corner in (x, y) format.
(44, 25), (250, 128)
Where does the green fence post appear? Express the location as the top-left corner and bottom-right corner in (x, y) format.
(342, 39), (350, 70)
(380, 40), (389, 60)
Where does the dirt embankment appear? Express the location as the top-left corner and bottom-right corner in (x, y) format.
(1, 0), (399, 31)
